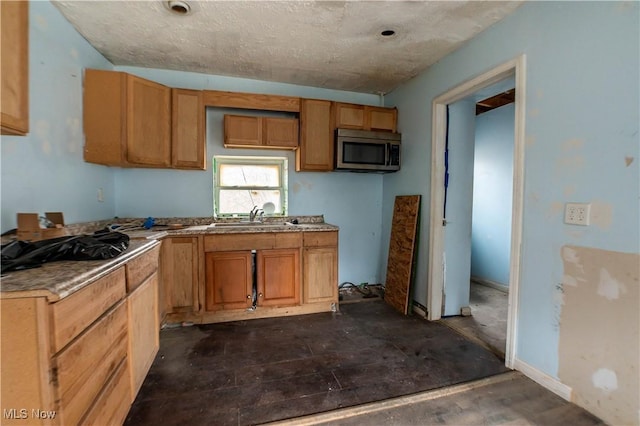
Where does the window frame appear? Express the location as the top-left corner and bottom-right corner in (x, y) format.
(213, 155), (288, 218)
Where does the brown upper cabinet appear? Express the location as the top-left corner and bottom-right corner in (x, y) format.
(334, 102), (397, 132)
(296, 99), (334, 172)
(172, 89), (205, 169)
(0, 0), (29, 136)
(84, 69), (171, 167)
(224, 114), (298, 150)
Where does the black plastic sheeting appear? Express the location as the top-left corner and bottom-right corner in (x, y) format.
(1, 231), (130, 273)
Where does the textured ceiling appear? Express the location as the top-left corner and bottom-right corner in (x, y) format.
(52, 0), (523, 94)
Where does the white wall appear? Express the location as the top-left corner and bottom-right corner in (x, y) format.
(0, 1), (115, 232)
(471, 103), (514, 286)
(113, 66), (384, 285)
(382, 2), (639, 423)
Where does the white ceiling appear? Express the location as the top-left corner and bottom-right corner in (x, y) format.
(52, 0), (523, 94)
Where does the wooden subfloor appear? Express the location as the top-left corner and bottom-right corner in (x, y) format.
(125, 300), (507, 425)
(126, 298), (602, 426)
(274, 371), (604, 426)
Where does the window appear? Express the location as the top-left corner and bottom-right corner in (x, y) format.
(213, 156), (288, 217)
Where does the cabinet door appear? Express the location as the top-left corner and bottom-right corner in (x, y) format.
(334, 103), (365, 129)
(303, 247), (338, 304)
(297, 99), (334, 171)
(366, 106), (397, 132)
(257, 249), (300, 307)
(83, 69), (127, 165)
(205, 251), (253, 311)
(224, 115), (262, 147)
(127, 273), (159, 402)
(126, 75), (171, 166)
(0, 0), (28, 135)
(264, 117), (299, 149)
(161, 237), (199, 314)
(172, 89), (205, 169)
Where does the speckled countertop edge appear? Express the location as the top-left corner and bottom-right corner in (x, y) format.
(0, 239), (160, 302)
(0, 215), (337, 301)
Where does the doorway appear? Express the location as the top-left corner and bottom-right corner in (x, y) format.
(441, 82), (515, 358)
(426, 55), (526, 369)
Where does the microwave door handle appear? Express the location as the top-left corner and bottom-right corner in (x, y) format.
(385, 143), (390, 166)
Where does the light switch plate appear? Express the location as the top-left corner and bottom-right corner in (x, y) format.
(565, 202), (590, 226)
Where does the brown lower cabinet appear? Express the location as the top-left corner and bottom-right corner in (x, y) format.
(127, 273), (159, 402)
(257, 248), (300, 307)
(161, 236), (200, 315)
(204, 248), (300, 311)
(0, 245), (160, 426)
(161, 230), (337, 325)
(204, 250), (253, 311)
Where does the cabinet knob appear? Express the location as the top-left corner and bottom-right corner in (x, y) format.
(259, 293), (263, 298)
(247, 295), (251, 299)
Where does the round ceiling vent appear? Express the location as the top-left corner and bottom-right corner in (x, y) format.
(166, 0), (191, 15)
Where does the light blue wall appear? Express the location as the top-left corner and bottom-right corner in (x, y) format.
(113, 66), (383, 285)
(383, 1), (639, 378)
(0, 1), (115, 232)
(471, 104), (514, 286)
(443, 100), (475, 316)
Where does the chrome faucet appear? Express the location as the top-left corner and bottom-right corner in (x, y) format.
(249, 206), (264, 222)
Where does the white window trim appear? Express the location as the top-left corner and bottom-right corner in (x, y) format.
(213, 155), (288, 217)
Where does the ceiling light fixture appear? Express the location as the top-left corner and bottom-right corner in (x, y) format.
(381, 30), (396, 37)
(166, 0), (191, 15)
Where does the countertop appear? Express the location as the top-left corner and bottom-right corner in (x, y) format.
(120, 222), (338, 239)
(0, 217), (338, 302)
(0, 239), (160, 302)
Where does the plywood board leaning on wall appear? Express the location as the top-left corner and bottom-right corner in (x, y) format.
(384, 195), (421, 315)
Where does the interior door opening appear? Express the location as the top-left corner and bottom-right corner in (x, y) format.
(440, 81), (515, 359)
(426, 55), (526, 368)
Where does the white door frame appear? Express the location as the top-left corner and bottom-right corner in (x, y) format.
(427, 55), (526, 369)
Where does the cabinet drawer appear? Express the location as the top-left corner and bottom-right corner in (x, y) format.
(205, 232), (302, 251)
(79, 358), (131, 426)
(205, 233), (272, 251)
(303, 231), (338, 247)
(55, 301), (128, 426)
(274, 232), (302, 248)
(126, 245), (160, 292)
(51, 267), (126, 353)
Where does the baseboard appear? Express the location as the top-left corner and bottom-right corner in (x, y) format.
(471, 276), (509, 293)
(412, 302), (427, 318)
(513, 358), (572, 401)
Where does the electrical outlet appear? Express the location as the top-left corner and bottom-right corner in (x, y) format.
(564, 202), (590, 226)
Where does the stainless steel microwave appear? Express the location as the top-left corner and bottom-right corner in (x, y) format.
(335, 129), (401, 173)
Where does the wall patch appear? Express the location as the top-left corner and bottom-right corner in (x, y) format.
(592, 368), (618, 393)
(597, 268), (626, 300)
